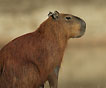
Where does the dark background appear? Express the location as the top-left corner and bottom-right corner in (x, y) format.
(0, 0), (106, 88)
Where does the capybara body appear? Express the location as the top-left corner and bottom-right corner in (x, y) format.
(0, 11), (86, 88)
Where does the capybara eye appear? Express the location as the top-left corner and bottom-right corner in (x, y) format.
(65, 16), (72, 21)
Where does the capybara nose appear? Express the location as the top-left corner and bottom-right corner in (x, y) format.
(80, 19), (86, 33)
(74, 16), (86, 33)
(73, 16), (86, 38)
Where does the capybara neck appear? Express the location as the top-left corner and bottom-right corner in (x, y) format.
(35, 17), (68, 49)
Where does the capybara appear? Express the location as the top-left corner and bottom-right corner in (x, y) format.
(0, 11), (86, 88)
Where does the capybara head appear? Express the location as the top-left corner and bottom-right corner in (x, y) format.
(48, 11), (86, 39)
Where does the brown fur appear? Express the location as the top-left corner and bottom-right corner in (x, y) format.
(0, 11), (86, 88)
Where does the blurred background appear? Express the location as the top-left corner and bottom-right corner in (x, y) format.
(0, 0), (106, 88)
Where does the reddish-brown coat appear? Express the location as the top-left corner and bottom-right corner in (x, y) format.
(0, 12), (86, 88)
(0, 17), (67, 88)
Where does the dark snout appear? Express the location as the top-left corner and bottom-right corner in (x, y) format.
(74, 16), (86, 37)
(80, 18), (86, 34)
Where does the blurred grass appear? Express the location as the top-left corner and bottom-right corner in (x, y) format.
(0, 0), (106, 88)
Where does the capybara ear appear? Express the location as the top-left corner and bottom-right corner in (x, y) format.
(48, 11), (59, 20)
(48, 11), (53, 17)
(53, 11), (59, 19)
